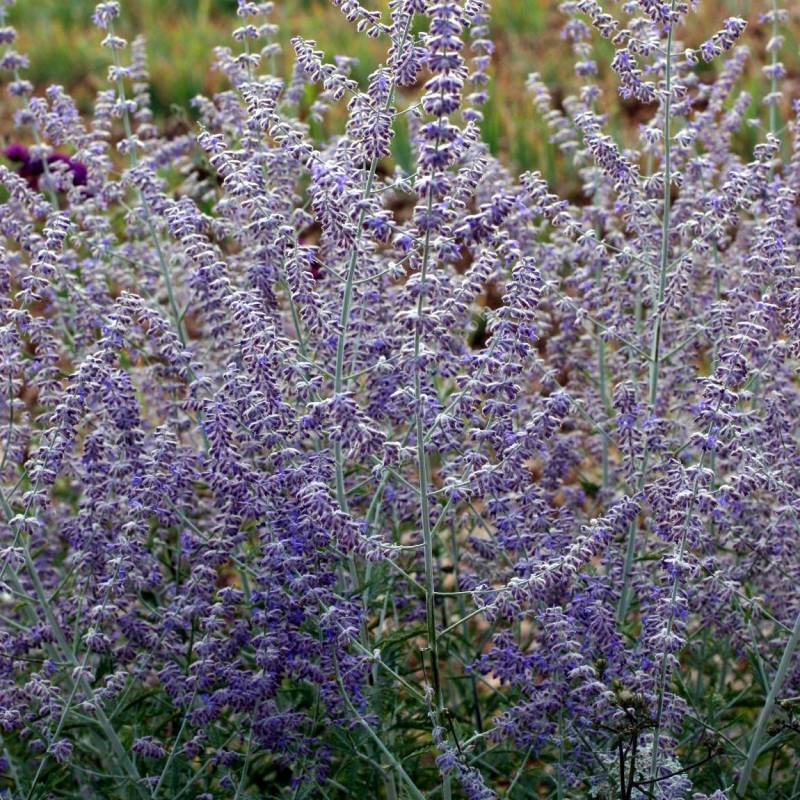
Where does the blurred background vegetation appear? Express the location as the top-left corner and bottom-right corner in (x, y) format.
(5, 0), (799, 187)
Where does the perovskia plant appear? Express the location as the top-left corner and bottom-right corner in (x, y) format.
(0, 0), (799, 797)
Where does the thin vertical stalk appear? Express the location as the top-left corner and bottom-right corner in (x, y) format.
(648, 331), (754, 784)
(0, 742), (22, 798)
(326, 15), (415, 789)
(617, 2), (676, 623)
(334, 661), (426, 800)
(747, 0), (781, 413)
(416, 220), (442, 712)
(451, 522), (482, 734)
(413, 21), (451, 793)
(598, 332), (610, 489)
(647, 450), (705, 786)
(334, 164), (377, 515)
(333, 15), (414, 518)
(414, 175), (449, 800)
(233, 715), (255, 800)
(767, 0), (780, 142)
(591, 164), (611, 491)
(108, 21), (187, 348)
(329, 19), (414, 676)
(737, 607), (800, 796)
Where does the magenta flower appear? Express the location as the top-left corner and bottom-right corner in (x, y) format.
(4, 143), (87, 189)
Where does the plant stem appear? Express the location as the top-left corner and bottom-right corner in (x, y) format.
(108, 22), (187, 349)
(768, 0), (780, 142)
(417, 221), (442, 710)
(737, 608), (800, 797)
(618, 2), (676, 623)
(335, 662), (426, 800)
(332, 13), (413, 518)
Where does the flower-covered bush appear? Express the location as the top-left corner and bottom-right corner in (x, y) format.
(0, 0), (799, 797)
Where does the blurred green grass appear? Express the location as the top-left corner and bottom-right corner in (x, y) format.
(6, 0), (799, 180)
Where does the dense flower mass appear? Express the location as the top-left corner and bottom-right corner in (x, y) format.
(0, 0), (799, 796)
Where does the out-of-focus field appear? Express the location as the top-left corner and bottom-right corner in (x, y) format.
(7, 0), (800, 185)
